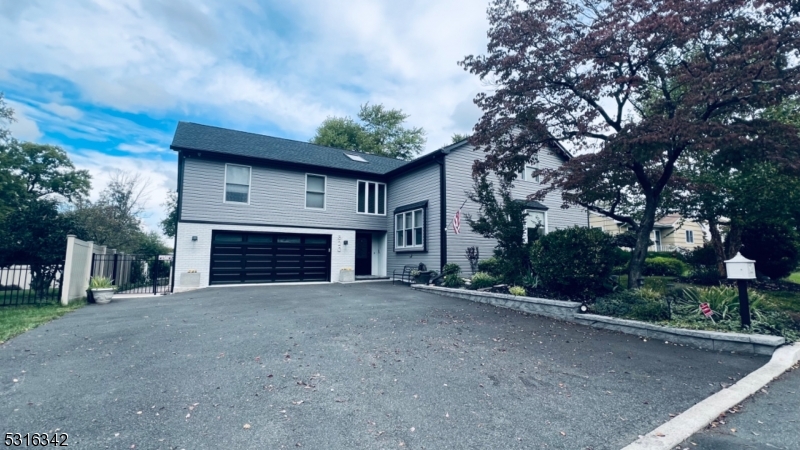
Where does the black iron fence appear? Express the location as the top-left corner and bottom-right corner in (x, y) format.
(0, 264), (64, 306)
(91, 254), (170, 295)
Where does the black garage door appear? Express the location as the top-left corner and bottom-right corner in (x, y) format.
(210, 231), (331, 285)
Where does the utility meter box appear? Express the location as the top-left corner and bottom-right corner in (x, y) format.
(724, 252), (756, 280)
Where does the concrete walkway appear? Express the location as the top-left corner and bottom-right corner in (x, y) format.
(1, 282), (769, 449)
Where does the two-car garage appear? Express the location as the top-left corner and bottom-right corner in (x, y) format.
(209, 231), (331, 285)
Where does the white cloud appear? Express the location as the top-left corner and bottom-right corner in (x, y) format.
(5, 101), (43, 141)
(40, 102), (83, 120)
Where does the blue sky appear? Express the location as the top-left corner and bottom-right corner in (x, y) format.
(0, 0), (490, 240)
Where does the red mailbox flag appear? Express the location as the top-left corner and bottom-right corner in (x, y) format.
(700, 302), (713, 317)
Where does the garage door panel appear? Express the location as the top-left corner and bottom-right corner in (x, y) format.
(210, 231), (330, 285)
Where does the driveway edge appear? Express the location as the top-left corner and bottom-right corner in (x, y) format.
(413, 285), (786, 356)
(621, 342), (800, 450)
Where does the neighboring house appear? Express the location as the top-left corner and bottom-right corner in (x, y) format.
(589, 213), (704, 251)
(170, 122), (587, 291)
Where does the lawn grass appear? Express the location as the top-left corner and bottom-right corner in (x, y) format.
(786, 272), (800, 284)
(0, 299), (86, 343)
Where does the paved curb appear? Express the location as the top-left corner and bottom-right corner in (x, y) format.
(410, 284), (581, 320)
(414, 285), (785, 356)
(621, 342), (800, 450)
(574, 314), (785, 356)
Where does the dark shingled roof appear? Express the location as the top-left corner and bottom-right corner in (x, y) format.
(171, 122), (408, 175)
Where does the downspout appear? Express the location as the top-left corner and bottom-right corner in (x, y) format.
(437, 155), (447, 270)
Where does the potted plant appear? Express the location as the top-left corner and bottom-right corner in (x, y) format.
(88, 276), (115, 304)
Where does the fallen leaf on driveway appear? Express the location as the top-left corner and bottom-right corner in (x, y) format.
(560, 431), (566, 436)
(655, 432), (665, 437)
(243, 423), (251, 429)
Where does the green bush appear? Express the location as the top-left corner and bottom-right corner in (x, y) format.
(741, 221), (800, 280)
(442, 273), (465, 288)
(644, 257), (687, 276)
(685, 244), (721, 284)
(678, 285), (768, 321)
(649, 251), (686, 261)
(530, 227), (617, 297)
(477, 258), (501, 277)
(442, 263), (462, 276)
(593, 288), (669, 321)
(509, 286), (526, 296)
(470, 272), (497, 289)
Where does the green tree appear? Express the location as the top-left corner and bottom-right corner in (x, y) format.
(311, 103), (425, 160)
(68, 171), (149, 253)
(160, 190), (178, 239)
(134, 230), (171, 256)
(460, 0), (800, 287)
(451, 133), (469, 144)
(465, 174), (534, 284)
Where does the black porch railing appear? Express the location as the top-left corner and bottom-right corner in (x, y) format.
(91, 254), (170, 295)
(0, 264), (64, 306)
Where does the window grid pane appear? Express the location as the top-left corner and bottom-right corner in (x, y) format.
(396, 230), (404, 247)
(358, 182), (366, 213)
(307, 175), (325, 193)
(226, 165), (250, 185)
(367, 183), (376, 214)
(377, 185), (386, 215)
(225, 183), (249, 203)
(404, 212), (412, 229)
(414, 228), (423, 246)
(306, 192), (324, 209)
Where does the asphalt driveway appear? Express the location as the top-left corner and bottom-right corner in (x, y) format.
(1, 282), (768, 449)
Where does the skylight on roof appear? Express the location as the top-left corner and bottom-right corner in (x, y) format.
(344, 153), (368, 163)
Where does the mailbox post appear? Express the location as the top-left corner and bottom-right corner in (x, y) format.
(724, 252), (756, 328)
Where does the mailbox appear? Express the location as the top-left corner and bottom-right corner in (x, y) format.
(724, 252), (756, 280)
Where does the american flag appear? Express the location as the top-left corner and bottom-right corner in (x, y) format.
(452, 209), (461, 234)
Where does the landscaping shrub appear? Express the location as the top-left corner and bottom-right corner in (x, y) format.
(477, 258), (501, 277)
(509, 286), (526, 296)
(530, 227), (617, 297)
(685, 244), (721, 284)
(442, 273), (465, 288)
(644, 257), (687, 277)
(593, 288), (669, 321)
(678, 285), (768, 321)
(470, 272), (497, 289)
(741, 221), (800, 280)
(442, 263), (461, 276)
(649, 250), (686, 261)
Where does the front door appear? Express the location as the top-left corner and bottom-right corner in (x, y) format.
(355, 233), (372, 276)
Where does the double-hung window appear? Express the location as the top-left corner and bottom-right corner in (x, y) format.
(519, 164), (540, 182)
(224, 164), (251, 203)
(685, 230), (694, 243)
(395, 208), (424, 250)
(357, 181), (386, 215)
(305, 174), (326, 209)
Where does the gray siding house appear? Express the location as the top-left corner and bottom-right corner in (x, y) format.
(171, 122), (587, 291)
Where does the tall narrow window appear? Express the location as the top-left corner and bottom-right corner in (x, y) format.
(685, 230), (694, 243)
(306, 174), (326, 209)
(518, 163), (540, 182)
(394, 208), (424, 249)
(357, 181), (387, 215)
(225, 164), (250, 203)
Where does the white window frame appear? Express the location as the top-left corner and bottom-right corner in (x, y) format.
(223, 163), (252, 205)
(685, 229), (694, 243)
(522, 209), (548, 243)
(356, 180), (387, 215)
(305, 173), (327, 210)
(518, 163), (540, 183)
(394, 208), (425, 250)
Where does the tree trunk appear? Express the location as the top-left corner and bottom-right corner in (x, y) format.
(725, 220), (743, 258)
(707, 218), (727, 277)
(628, 196), (658, 289)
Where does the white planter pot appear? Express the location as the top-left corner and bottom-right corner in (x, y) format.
(91, 288), (114, 304)
(339, 269), (355, 283)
